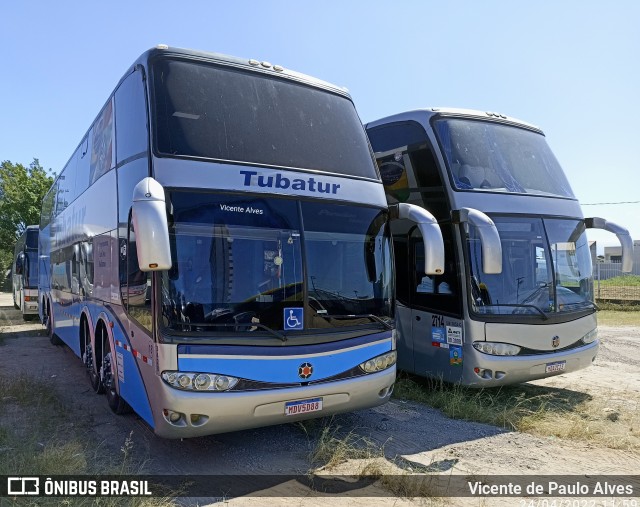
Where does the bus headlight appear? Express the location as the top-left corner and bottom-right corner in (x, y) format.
(161, 371), (239, 391)
(360, 351), (397, 373)
(473, 342), (521, 356)
(581, 328), (598, 345)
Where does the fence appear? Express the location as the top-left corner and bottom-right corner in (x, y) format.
(593, 262), (640, 302)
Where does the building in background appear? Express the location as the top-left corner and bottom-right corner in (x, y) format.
(604, 240), (640, 269)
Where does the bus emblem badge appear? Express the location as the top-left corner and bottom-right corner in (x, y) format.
(552, 336), (560, 348)
(299, 362), (313, 379)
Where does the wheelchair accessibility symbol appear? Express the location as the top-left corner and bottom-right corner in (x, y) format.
(284, 307), (304, 330)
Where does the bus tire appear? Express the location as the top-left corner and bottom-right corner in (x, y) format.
(82, 317), (102, 394)
(103, 341), (131, 415)
(46, 302), (63, 346)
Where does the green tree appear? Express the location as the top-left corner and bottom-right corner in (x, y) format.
(0, 159), (54, 271)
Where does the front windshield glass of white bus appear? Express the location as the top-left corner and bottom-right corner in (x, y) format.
(152, 58), (377, 179)
(434, 118), (575, 198)
(467, 216), (594, 317)
(162, 192), (303, 335)
(302, 202), (393, 329)
(544, 219), (594, 311)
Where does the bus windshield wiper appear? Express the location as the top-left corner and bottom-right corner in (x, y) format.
(507, 304), (549, 320)
(318, 313), (393, 330)
(167, 320), (287, 342)
(478, 304), (549, 320)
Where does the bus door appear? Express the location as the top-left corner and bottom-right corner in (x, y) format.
(408, 226), (464, 382)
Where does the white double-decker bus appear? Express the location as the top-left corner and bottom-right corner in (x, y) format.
(366, 108), (632, 386)
(38, 46), (444, 437)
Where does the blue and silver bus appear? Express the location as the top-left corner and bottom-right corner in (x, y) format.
(38, 46), (444, 438)
(12, 225), (39, 319)
(365, 108), (632, 387)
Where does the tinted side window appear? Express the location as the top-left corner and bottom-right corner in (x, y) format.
(412, 225), (462, 317)
(40, 186), (55, 227)
(90, 99), (115, 185)
(115, 70), (148, 163)
(367, 122), (428, 154)
(125, 221), (152, 333)
(76, 134), (92, 197)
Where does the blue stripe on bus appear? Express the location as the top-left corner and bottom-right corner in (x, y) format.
(109, 315), (155, 428)
(50, 298), (154, 426)
(177, 331), (391, 356)
(177, 337), (392, 384)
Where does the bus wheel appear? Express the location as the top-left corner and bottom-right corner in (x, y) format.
(102, 341), (130, 415)
(46, 303), (62, 346)
(83, 319), (102, 394)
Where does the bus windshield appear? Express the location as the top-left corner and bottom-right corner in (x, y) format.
(434, 118), (575, 198)
(161, 192), (393, 340)
(467, 216), (594, 318)
(26, 229), (38, 250)
(152, 58), (377, 179)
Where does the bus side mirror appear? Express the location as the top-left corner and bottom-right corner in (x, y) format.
(585, 217), (633, 273)
(452, 207), (503, 275)
(390, 203), (445, 275)
(131, 177), (172, 271)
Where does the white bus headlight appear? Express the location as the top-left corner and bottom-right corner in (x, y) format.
(162, 371), (239, 391)
(359, 351), (397, 373)
(473, 342), (521, 356)
(581, 328), (598, 345)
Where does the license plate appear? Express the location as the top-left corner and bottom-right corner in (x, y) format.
(284, 397), (323, 416)
(545, 360), (566, 373)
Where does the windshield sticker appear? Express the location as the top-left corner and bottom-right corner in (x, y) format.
(446, 326), (463, 346)
(219, 203), (264, 215)
(432, 342), (449, 349)
(450, 346), (463, 366)
(284, 307), (304, 331)
(432, 326), (446, 343)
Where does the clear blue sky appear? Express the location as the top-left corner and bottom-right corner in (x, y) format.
(2, 1), (638, 250)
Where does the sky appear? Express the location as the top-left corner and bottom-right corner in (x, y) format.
(1, 1), (639, 251)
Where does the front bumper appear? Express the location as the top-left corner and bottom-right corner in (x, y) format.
(151, 367), (396, 438)
(462, 340), (599, 387)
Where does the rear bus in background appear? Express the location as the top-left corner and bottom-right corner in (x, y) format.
(366, 108), (633, 387)
(12, 225), (39, 319)
(38, 46), (444, 438)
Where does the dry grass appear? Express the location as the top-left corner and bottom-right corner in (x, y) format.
(517, 394), (640, 450)
(0, 374), (176, 506)
(393, 375), (640, 451)
(301, 418), (385, 470)
(597, 309), (640, 326)
(302, 418), (453, 501)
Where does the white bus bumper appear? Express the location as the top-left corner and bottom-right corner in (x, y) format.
(149, 367), (396, 438)
(462, 340), (599, 387)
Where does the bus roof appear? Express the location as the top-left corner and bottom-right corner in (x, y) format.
(133, 45), (351, 98)
(365, 107), (543, 134)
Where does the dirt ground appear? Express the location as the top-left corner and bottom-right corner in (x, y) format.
(1, 291), (639, 506)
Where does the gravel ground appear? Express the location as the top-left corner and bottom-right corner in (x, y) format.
(1, 292), (638, 506)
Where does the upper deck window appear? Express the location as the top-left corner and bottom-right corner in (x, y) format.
(151, 58), (377, 179)
(434, 118), (575, 198)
